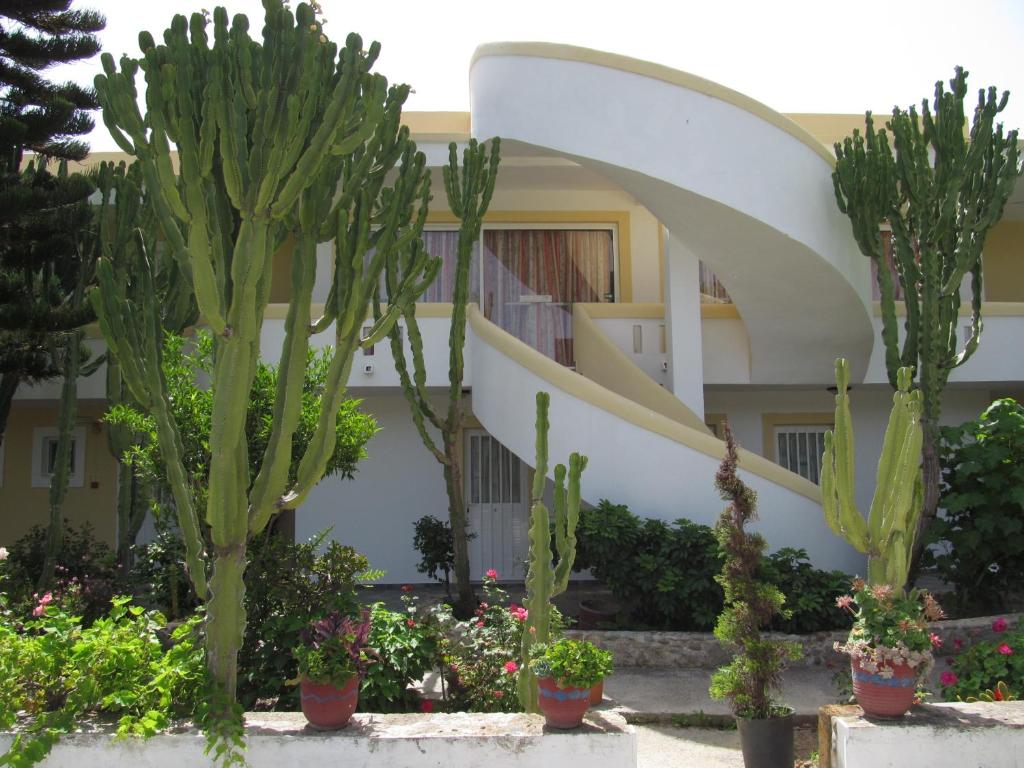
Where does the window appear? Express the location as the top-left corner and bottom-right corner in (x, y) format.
(31, 426), (86, 488)
(774, 425), (831, 484)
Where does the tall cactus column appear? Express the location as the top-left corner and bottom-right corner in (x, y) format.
(820, 358), (923, 592)
(91, 1), (437, 704)
(517, 392), (588, 713)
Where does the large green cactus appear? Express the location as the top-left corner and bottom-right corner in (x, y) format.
(518, 391), (588, 713)
(90, 2), (437, 703)
(832, 67), (1021, 573)
(386, 137), (500, 615)
(820, 359), (923, 592)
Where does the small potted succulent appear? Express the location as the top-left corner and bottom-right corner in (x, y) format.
(293, 609), (374, 729)
(834, 580), (942, 718)
(528, 638), (613, 729)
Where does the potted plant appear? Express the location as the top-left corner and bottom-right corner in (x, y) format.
(834, 580), (942, 718)
(528, 638), (613, 729)
(709, 425), (801, 768)
(293, 609), (374, 729)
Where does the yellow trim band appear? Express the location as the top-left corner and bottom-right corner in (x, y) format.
(468, 305), (821, 503)
(471, 42), (835, 166)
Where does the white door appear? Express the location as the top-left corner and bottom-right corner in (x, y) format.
(465, 431), (529, 580)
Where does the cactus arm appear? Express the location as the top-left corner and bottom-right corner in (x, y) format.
(552, 453), (587, 593)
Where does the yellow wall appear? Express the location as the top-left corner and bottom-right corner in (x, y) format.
(984, 220), (1024, 302)
(0, 401), (119, 547)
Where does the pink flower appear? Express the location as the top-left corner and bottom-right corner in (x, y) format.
(930, 633), (943, 649)
(508, 604), (528, 621)
(993, 618), (1008, 633)
(492, 690), (504, 699)
(420, 699), (435, 713)
(406, 619), (416, 628)
(953, 638), (964, 651)
(476, 621), (485, 628)
(835, 595), (854, 611)
(486, 569), (498, 580)
(998, 643), (1014, 656)
(504, 661), (518, 674)
(32, 592), (53, 616)
(939, 671), (958, 687)
(32, 605), (45, 617)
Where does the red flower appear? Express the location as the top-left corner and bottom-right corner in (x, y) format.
(953, 638), (964, 651)
(995, 688), (1005, 701)
(504, 661), (518, 674)
(998, 643), (1013, 655)
(993, 618), (1008, 633)
(476, 621), (485, 628)
(420, 699), (435, 713)
(406, 619), (416, 628)
(486, 569), (498, 580)
(401, 584), (414, 593)
(930, 633), (943, 649)
(939, 671), (958, 687)
(492, 690), (504, 699)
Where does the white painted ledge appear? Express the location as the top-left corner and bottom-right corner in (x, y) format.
(0, 711), (637, 768)
(831, 701), (1024, 768)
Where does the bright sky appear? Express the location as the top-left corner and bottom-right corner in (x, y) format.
(55, 0), (1024, 152)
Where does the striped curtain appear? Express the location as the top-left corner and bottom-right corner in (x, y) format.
(481, 229), (614, 366)
(699, 261), (732, 303)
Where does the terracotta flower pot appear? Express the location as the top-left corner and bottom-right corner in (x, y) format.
(300, 675), (359, 729)
(537, 676), (591, 729)
(577, 599), (619, 630)
(589, 679), (604, 706)
(851, 657), (918, 718)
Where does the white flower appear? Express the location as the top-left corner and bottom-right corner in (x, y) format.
(878, 666), (894, 679)
(0, 547), (7, 561)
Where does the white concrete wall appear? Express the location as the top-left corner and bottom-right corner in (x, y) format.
(704, 386), (993, 535)
(0, 712), (636, 768)
(593, 317), (669, 387)
(294, 391), (451, 584)
(833, 702), (1024, 768)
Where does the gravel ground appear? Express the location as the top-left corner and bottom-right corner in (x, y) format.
(636, 724), (818, 768)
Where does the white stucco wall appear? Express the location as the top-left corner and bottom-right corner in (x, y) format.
(703, 386), (994, 528)
(293, 391), (451, 584)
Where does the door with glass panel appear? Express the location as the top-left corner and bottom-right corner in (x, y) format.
(480, 228), (615, 366)
(465, 430), (529, 580)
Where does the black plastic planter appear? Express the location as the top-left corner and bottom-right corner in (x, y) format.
(735, 709), (794, 768)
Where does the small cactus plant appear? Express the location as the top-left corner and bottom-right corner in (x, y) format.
(820, 358), (923, 592)
(517, 391), (588, 713)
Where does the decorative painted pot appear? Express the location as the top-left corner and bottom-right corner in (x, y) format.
(537, 676), (592, 729)
(851, 657), (918, 718)
(589, 679), (604, 707)
(300, 675), (359, 730)
(735, 709), (794, 768)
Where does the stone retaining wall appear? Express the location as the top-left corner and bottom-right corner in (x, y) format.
(568, 612), (1022, 669)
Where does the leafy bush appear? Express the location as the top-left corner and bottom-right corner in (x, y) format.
(941, 617), (1024, 701)
(238, 531), (380, 710)
(360, 592), (443, 713)
(435, 573), (553, 713)
(763, 548), (852, 634)
(412, 515), (456, 591)
(4, 521), (119, 623)
(0, 590), (207, 767)
(293, 610), (373, 687)
(528, 638), (613, 688)
(576, 500), (851, 633)
(933, 399), (1024, 614)
(575, 500), (722, 630)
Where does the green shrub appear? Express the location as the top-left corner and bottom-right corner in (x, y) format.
(941, 617), (1024, 701)
(763, 548), (852, 634)
(0, 590), (207, 768)
(575, 500), (851, 633)
(360, 594), (443, 713)
(932, 399), (1024, 614)
(528, 638), (613, 688)
(238, 531), (380, 710)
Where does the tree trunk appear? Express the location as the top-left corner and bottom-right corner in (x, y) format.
(0, 372), (19, 451)
(909, 419), (942, 581)
(444, 436), (475, 617)
(38, 337), (81, 591)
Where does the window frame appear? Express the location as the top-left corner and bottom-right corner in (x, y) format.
(31, 426), (87, 489)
